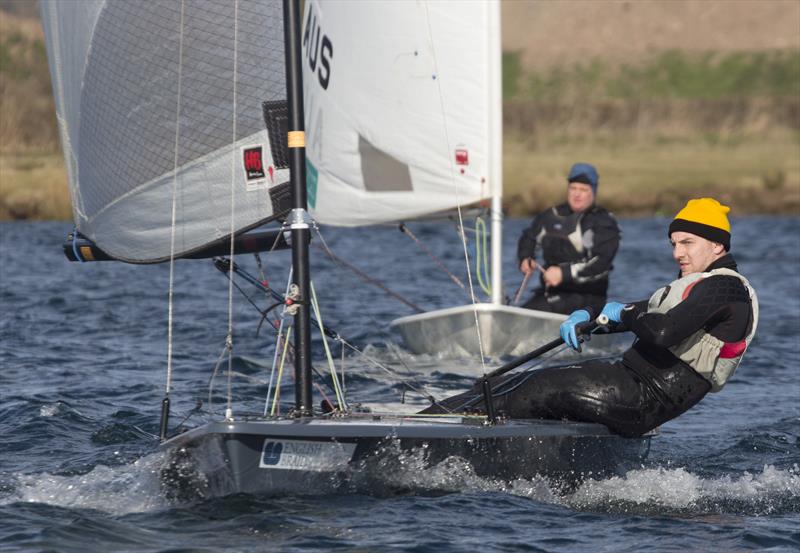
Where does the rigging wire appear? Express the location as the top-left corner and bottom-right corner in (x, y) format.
(311, 222), (423, 313)
(208, 342), (230, 412)
(422, 3), (488, 373)
(308, 223), (446, 404)
(264, 268), (293, 415)
(270, 326), (292, 416)
(337, 339), (443, 409)
(209, 220), (447, 414)
(164, 0), (186, 407)
(224, 0), (240, 422)
(399, 223), (467, 292)
(310, 281), (347, 410)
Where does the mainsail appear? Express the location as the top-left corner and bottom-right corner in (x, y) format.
(302, 0), (496, 226)
(40, 0), (290, 263)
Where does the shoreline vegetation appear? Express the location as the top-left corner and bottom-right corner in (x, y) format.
(1, 7), (798, 221)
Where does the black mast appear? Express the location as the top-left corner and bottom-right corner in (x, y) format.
(283, 0), (313, 416)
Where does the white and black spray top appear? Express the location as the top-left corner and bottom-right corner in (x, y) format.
(516, 203), (621, 297)
(617, 254), (757, 392)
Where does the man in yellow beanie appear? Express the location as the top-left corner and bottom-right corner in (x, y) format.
(425, 198), (758, 438)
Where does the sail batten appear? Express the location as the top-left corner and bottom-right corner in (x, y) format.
(41, 0), (289, 263)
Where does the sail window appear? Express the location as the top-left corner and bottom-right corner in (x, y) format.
(358, 136), (413, 192)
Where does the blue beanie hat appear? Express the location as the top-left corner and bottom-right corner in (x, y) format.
(567, 162), (599, 193)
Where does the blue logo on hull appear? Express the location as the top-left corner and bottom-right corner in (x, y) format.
(262, 441), (284, 465)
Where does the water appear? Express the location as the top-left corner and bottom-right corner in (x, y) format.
(1, 217), (798, 552)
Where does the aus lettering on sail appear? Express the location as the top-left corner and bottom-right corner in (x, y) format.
(303, 3), (333, 90)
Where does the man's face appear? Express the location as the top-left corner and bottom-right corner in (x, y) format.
(670, 231), (725, 276)
(567, 182), (594, 213)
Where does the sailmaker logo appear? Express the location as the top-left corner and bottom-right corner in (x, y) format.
(259, 439), (357, 471)
(243, 146), (267, 181)
(261, 441), (284, 465)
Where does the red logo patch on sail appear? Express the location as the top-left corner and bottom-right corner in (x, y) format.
(455, 148), (469, 166)
(243, 146), (266, 181)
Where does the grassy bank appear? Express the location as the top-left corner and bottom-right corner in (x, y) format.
(0, 153), (70, 220)
(0, 11), (59, 153)
(2, 131), (797, 221)
(501, 47), (800, 216)
(503, 49), (800, 101)
(504, 131), (800, 217)
(0, 7), (798, 221)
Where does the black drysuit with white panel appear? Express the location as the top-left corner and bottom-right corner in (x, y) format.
(517, 203), (620, 315)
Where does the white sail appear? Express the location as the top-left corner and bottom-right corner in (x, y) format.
(302, 0), (495, 227)
(40, 0), (290, 263)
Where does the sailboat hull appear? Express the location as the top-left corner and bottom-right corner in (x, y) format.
(160, 416), (651, 499)
(390, 304), (630, 359)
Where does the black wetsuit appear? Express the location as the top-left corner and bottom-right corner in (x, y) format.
(517, 203), (620, 315)
(425, 255), (753, 438)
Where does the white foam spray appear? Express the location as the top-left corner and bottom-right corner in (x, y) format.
(5, 453), (170, 515)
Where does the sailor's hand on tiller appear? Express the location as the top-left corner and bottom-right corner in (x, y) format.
(559, 309), (590, 351)
(542, 266), (563, 288)
(519, 258), (537, 274)
(599, 301), (626, 324)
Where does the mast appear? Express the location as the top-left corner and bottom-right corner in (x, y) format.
(283, 0), (313, 416)
(488, 0), (504, 306)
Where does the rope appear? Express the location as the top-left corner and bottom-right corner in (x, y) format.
(311, 223), (423, 313)
(422, 4), (488, 373)
(399, 223), (466, 292)
(338, 339), (440, 407)
(264, 268), (292, 415)
(217, 234), (442, 413)
(70, 227), (83, 263)
(340, 340), (346, 397)
(474, 217), (492, 296)
(207, 343), (229, 412)
(164, 0), (186, 399)
(270, 326), (292, 416)
(310, 281), (347, 410)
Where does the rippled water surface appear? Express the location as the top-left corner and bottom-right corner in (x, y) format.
(1, 217), (798, 552)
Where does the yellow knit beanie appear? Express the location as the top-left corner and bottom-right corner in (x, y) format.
(668, 198), (731, 250)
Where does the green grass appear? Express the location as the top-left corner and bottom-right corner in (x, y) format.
(503, 49), (800, 101)
(502, 51), (523, 99)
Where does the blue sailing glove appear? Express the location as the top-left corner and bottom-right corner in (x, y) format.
(559, 309), (590, 351)
(600, 301), (626, 324)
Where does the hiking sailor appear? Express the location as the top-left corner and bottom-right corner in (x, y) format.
(430, 198), (758, 438)
(517, 162), (620, 315)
